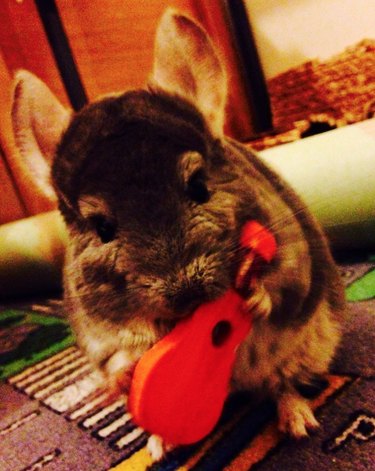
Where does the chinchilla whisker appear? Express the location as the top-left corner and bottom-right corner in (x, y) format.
(263, 187), (363, 237)
(225, 226), (335, 262)
(61, 284), (146, 302)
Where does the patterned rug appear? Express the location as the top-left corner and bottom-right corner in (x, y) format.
(1, 255), (374, 471)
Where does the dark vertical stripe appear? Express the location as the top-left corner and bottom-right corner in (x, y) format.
(223, 0), (273, 134)
(148, 393), (257, 471)
(34, 0), (88, 110)
(191, 400), (276, 471)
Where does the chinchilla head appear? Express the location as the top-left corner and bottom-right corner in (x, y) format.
(45, 9), (265, 324)
(51, 87), (251, 322)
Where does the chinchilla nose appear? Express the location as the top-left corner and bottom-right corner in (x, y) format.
(167, 282), (207, 315)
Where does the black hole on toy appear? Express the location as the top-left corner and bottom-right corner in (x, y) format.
(212, 320), (232, 347)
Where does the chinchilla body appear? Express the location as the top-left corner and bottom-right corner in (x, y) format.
(12, 9), (346, 449)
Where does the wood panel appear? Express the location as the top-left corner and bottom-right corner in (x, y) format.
(0, 0), (68, 106)
(56, 0), (255, 139)
(56, 0), (199, 99)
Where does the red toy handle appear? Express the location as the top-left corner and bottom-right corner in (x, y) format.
(128, 221), (276, 444)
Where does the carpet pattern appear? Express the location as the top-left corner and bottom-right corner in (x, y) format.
(1, 257), (374, 471)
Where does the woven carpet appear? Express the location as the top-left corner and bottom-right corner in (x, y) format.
(1, 255), (374, 471)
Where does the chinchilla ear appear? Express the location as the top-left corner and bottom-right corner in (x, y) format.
(11, 70), (71, 204)
(150, 8), (227, 136)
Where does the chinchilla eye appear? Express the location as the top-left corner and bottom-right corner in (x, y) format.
(92, 216), (117, 243)
(187, 169), (210, 204)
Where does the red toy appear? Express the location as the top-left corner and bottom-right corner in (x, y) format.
(128, 221), (276, 445)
